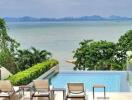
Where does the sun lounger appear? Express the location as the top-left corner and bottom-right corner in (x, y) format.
(0, 80), (18, 100)
(30, 80), (51, 100)
(66, 83), (86, 100)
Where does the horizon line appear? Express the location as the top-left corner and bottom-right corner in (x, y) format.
(3, 15), (131, 19)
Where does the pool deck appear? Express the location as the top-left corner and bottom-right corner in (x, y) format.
(0, 91), (132, 100)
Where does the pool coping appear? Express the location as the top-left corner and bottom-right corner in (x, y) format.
(28, 64), (59, 86)
(59, 70), (127, 74)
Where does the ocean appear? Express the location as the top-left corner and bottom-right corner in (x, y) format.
(7, 21), (132, 70)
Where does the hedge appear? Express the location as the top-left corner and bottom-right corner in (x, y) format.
(8, 59), (58, 85)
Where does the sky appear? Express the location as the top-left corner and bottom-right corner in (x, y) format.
(0, 0), (132, 18)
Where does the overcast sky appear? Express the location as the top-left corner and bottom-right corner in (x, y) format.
(0, 0), (132, 18)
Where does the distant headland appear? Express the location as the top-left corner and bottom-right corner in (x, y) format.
(4, 15), (132, 22)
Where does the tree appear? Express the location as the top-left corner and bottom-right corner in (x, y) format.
(15, 47), (51, 71)
(118, 30), (132, 51)
(0, 18), (52, 73)
(30, 47), (51, 63)
(73, 30), (132, 71)
(117, 30), (132, 69)
(0, 18), (20, 73)
(73, 40), (123, 70)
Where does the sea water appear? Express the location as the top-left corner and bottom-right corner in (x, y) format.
(7, 21), (132, 70)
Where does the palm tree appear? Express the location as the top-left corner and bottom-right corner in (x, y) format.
(15, 47), (51, 71)
(15, 49), (32, 71)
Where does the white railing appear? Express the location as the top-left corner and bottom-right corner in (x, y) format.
(126, 51), (132, 91)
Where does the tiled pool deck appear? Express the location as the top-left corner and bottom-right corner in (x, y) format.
(0, 91), (132, 100)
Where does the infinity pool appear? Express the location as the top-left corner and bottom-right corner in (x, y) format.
(49, 71), (129, 92)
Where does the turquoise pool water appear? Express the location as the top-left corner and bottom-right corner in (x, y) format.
(49, 71), (129, 92)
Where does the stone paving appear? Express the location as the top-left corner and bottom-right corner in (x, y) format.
(0, 91), (132, 100)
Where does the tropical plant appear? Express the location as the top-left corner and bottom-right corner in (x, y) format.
(0, 18), (20, 73)
(15, 47), (51, 71)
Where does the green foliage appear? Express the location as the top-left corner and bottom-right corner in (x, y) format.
(73, 30), (132, 70)
(15, 47), (51, 71)
(0, 51), (17, 72)
(0, 18), (20, 73)
(117, 30), (132, 66)
(118, 30), (132, 51)
(128, 59), (132, 64)
(0, 18), (53, 74)
(73, 40), (127, 70)
(8, 59), (58, 85)
(0, 18), (20, 53)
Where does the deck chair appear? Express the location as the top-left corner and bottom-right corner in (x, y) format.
(30, 80), (51, 100)
(66, 83), (86, 100)
(0, 80), (16, 100)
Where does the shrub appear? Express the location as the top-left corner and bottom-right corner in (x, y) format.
(8, 59), (58, 85)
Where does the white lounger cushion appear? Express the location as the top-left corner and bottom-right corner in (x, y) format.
(34, 92), (50, 96)
(0, 92), (10, 96)
(67, 92), (85, 97)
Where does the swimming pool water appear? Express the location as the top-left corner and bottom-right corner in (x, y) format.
(49, 72), (128, 92)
